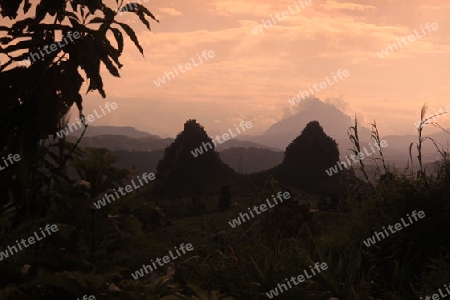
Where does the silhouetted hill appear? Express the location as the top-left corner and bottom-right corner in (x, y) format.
(235, 98), (450, 169)
(218, 147), (284, 174)
(154, 120), (237, 198)
(252, 121), (347, 196)
(276, 120), (340, 182)
(69, 117), (450, 172)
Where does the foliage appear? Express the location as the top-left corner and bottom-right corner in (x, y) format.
(0, 0), (158, 151)
(218, 185), (231, 212)
(0, 0), (158, 233)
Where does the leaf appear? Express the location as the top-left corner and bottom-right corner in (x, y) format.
(110, 28), (124, 54)
(70, 1), (78, 12)
(100, 54), (120, 77)
(114, 21), (144, 55)
(134, 3), (160, 23)
(89, 17), (104, 24)
(136, 10), (151, 30)
(73, 37), (107, 98)
(0, 39), (40, 53)
(93, 34), (122, 75)
(23, 0), (32, 14)
(0, 36), (13, 44)
(57, 10), (80, 23)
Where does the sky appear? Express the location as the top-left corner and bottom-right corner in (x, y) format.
(3, 0), (450, 138)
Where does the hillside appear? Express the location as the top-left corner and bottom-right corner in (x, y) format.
(218, 147), (284, 174)
(111, 149), (164, 174)
(67, 135), (174, 151)
(70, 125), (159, 138)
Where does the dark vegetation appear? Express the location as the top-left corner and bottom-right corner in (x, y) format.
(1, 1), (450, 299)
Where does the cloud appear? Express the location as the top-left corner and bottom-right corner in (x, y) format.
(158, 7), (183, 16)
(81, 0), (450, 138)
(207, 0), (274, 17)
(321, 1), (376, 12)
(419, 5), (450, 11)
(323, 96), (369, 125)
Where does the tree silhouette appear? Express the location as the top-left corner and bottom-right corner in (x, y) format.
(0, 0), (158, 226)
(0, 0), (158, 159)
(72, 148), (129, 198)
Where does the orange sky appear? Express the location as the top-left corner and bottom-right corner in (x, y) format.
(3, 0), (450, 138)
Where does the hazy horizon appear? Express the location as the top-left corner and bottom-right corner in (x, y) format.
(71, 97), (449, 140)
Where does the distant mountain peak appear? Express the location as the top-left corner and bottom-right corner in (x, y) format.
(265, 97), (364, 138)
(237, 97), (371, 151)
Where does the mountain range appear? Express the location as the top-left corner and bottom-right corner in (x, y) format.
(67, 98), (450, 174)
